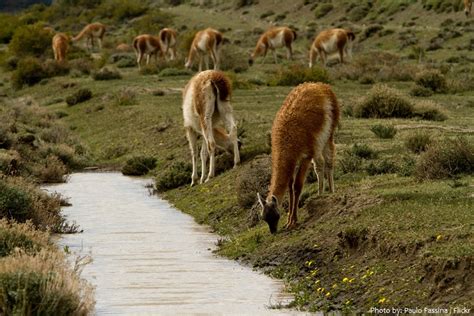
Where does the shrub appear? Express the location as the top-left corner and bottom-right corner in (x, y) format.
(0, 181), (32, 222)
(35, 155), (68, 183)
(0, 127), (13, 149)
(370, 124), (397, 139)
(0, 14), (22, 44)
(359, 75), (375, 84)
(219, 45), (249, 73)
(42, 59), (70, 77)
(66, 88), (92, 106)
(315, 3), (334, 18)
(410, 85), (433, 97)
(354, 84), (414, 119)
(351, 143), (378, 159)
(8, 24), (52, 58)
(11, 57), (47, 89)
(139, 64), (160, 75)
(413, 100), (448, 121)
(121, 156), (157, 176)
(235, 0), (255, 9)
(0, 220), (51, 258)
(415, 137), (473, 180)
(159, 67), (192, 77)
(69, 58), (94, 75)
(339, 150), (363, 173)
(414, 69), (447, 93)
(155, 161), (192, 192)
(366, 159), (398, 175)
(0, 251), (94, 315)
(98, 0), (148, 21)
(237, 155), (271, 208)
(92, 67), (122, 80)
(268, 64), (330, 86)
(113, 88), (137, 106)
(405, 132), (432, 154)
(131, 9), (173, 34)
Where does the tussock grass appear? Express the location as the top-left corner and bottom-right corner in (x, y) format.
(370, 124), (397, 139)
(354, 84), (413, 119)
(121, 156), (157, 176)
(268, 64), (329, 86)
(0, 220), (51, 258)
(0, 250), (94, 315)
(405, 132), (432, 154)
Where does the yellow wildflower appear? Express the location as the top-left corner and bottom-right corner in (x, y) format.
(332, 284), (338, 289)
(325, 292), (331, 297)
(342, 277), (349, 283)
(378, 297), (386, 304)
(436, 235), (442, 241)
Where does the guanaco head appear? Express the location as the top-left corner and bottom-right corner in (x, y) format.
(248, 54), (254, 66)
(257, 193), (280, 234)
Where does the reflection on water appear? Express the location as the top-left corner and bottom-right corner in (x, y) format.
(46, 173), (300, 315)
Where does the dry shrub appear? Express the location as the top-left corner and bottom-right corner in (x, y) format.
(92, 67), (121, 80)
(42, 59), (70, 77)
(414, 69), (447, 93)
(410, 85), (433, 97)
(35, 155), (68, 183)
(405, 132), (432, 154)
(236, 155), (271, 209)
(0, 250), (94, 315)
(412, 100), (447, 121)
(415, 137), (473, 180)
(69, 58), (94, 75)
(268, 64), (330, 86)
(354, 84), (414, 119)
(121, 156), (157, 176)
(0, 220), (51, 258)
(113, 88), (137, 106)
(66, 89), (92, 106)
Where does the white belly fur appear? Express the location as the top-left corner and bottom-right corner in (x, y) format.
(321, 34), (338, 54)
(269, 31), (285, 49)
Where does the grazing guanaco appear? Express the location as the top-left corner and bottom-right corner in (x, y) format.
(257, 83), (340, 234)
(465, 0), (472, 17)
(132, 34), (163, 69)
(309, 28), (355, 67)
(183, 70), (240, 186)
(159, 28), (178, 60)
(249, 26), (297, 65)
(72, 22), (106, 51)
(185, 28), (223, 72)
(52, 33), (69, 63)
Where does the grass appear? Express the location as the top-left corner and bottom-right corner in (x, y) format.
(1, 0), (473, 312)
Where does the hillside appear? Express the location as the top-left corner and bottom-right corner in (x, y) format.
(0, 0), (473, 312)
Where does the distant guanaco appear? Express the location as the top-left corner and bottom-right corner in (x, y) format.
(309, 28), (355, 67)
(185, 28), (223, 72)
(465, 0), (472, 17)
(249, 26), (297, 65)
(52, 33), (69, 63)
(72, 22), (106, 51)
(257, 83), (340, 234)
(132, 34), (163, 69)
(159, 28), (178, 60)
(183, 70), (240, 186)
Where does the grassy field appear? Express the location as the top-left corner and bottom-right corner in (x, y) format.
(1, 0), (473, 312)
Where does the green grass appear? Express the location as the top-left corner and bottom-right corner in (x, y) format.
(1, 0), (473, 312)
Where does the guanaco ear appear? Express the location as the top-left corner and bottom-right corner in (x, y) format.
(270, 195), (278, 207)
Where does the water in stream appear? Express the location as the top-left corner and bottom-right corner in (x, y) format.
(46, 173), (300, 315)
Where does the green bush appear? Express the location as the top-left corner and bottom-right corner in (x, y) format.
(0, 181), (32, 222)
(412, 100), (447, 121)
(121, 156), (157, 176)
(69, 58), (94, 75)
(155, 161), (192, 192)
(409, 85), (433, 97)
(366, 159), (398, 175)
(339, 150), (363, 173)
(405, 132), (432, 154)
(66, 88), (92, 106)
(92, 67), (122, 80)
(415, 137), (473, 180)
(11, 57), (47, 89)
(131, 9), (174, 34)
(8, 24), (53, 58)
(0, 14), (22, 44)
(354, 84), (414, 119)
(0, 220), (51, 258)
(220, 45), (249, 73)
(0, 251), (94, 315)
(268, 64), (330, 86)
(351, 143), (378, 159)
(98, 0), (148, 21)
(370, 124), (397, 139)
(414, 69), (447, 93)
(315, 3), (334, 18)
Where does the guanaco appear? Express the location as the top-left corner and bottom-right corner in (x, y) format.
(183, 70), (240, 186)
(159, 28), (178, 60)
(132, 34), (163, 69)
(465, 0), (472, 17)
(309, 28), (355, 67)
(52, 33), (69, 63)
(72, 22), (106, 51)
(185, 28), (223, 72)
(257, 83), (340, 234)
(249, 26), (297, 65)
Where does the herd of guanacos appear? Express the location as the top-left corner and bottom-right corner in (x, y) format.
(47, 1), (471, 233)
